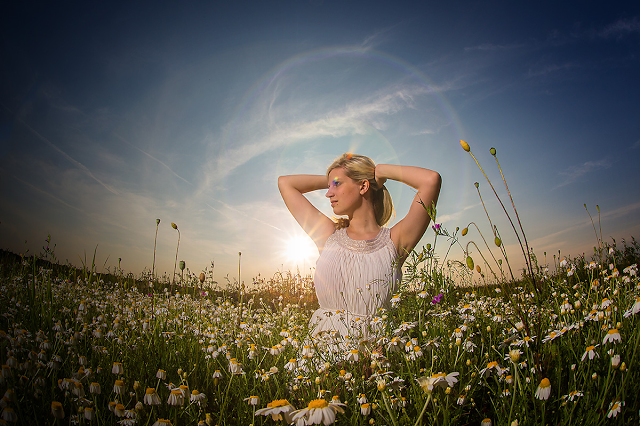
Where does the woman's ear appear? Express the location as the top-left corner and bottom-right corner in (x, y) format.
(359, 179), (370, 195)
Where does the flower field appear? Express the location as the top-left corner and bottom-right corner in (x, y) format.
(0, 235), (639, 426)
(1, 143), (639, 425)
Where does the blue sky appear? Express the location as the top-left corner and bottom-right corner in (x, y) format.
(1, 1), (639, 285)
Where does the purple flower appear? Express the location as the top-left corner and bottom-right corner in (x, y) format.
(431, 293), (444, 304)
(432, 223), (441, 232)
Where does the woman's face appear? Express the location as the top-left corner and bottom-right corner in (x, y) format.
(326, 167), (364, 216)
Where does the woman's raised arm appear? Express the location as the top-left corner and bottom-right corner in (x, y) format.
(277, 175), (336, 250)
(376, 164), (442, 262)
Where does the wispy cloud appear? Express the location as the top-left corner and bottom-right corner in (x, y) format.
(206, 199), (282, 232)
(631, 139), (640, 150)
(114, 133), (192, 186)
(360, 23), (404, 50)
(411, 129), (435, 136)
(464, 42), (524, 52)
(17, 119), (119, 195)
(437, 202), (480, 225)
(526, 62), (575, 78)
(553, 158), (612, 189)
(529, 201), (640, 250)
(11, 174), (86, 214)
(599, 16), (640, 39)
(207, 84), (435, 183)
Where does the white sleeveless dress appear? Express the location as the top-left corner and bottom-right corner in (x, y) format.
(309, 227), (401, 342)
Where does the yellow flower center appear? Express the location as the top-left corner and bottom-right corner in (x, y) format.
(308, 399), (329, 409)
(145, 388), (156, 395)
(268, 399), (289, 408)
(608, 329), (619, 335)
(539, 378), (551, 388)
(487, 361), (498, 368)
(586, 345), (595, 351)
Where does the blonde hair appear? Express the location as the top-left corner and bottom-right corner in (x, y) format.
(327, 153), (394, 229)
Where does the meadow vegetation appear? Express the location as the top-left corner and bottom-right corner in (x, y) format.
(1, 142), (639, 425)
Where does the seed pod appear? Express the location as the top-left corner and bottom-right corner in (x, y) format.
(179, 261), (185, 271)
(426, 243), (432, 250)
(495, 237), (502, 247)
(476, 265), (481, 273)
(474, 182), (479, 189)
(490, 147), (496, 156)
(460, 140), (471, 152)
(199, 273), (205, 283)
(466, 256), (474, 270)
(156, 219), (161, 225)
(171, 222), (178, 230)
(462, 227), (468, 236)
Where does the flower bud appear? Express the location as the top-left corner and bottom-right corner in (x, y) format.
(490, 147), (496, 156)
(476, 265), (481, 273)
(467, 256), (474, 270)
(179, 261), (185, 271)
(495, 237), (501, 247)
(462, 227), (468, 236)
(171, 222), (178, 230)
(460, 140), (470, 152)
(474, 182), (479, 189)
(156, 219), (161, 225)
(199, 273), (206, 283)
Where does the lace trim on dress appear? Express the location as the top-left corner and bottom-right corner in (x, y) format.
(330, 227), (389, 254)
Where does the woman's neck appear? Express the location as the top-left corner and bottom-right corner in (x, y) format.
(347, 210), (380, 240)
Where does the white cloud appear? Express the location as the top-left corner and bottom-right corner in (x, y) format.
(553, 158), (612, 189)
(599, 17), (640, 39)
(526, 63), (575, 78)
(17, 119), (119, 195)
(464, 42), (524, 52)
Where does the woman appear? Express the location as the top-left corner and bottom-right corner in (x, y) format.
(278, 153), (441, 342)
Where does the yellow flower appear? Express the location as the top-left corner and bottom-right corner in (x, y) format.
(51, 401), (65, 419)
(535, 378), (551, 400)
(144, 388), (161, 405)
(291, 399), (346, 425)
(255, 399), (296, 422)
(603, 329), (621, 345)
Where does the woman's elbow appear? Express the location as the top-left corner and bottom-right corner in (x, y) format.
(277, 175), (289, 191)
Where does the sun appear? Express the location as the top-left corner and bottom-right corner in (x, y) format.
(283, 235), (318, 269)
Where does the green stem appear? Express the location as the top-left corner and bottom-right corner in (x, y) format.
(413, 394), (432, 426)
(382, 392), (399, 426)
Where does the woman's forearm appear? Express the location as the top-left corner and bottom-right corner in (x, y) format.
(375, 164), (441, 191)
(277, 174), (328, 194)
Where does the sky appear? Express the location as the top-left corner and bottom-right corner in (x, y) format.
(1, 1), (639, 286)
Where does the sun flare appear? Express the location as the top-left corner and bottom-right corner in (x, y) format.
(283, 235), (318, 268)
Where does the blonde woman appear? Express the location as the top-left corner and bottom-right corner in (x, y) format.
(278, 153), (441, 341)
